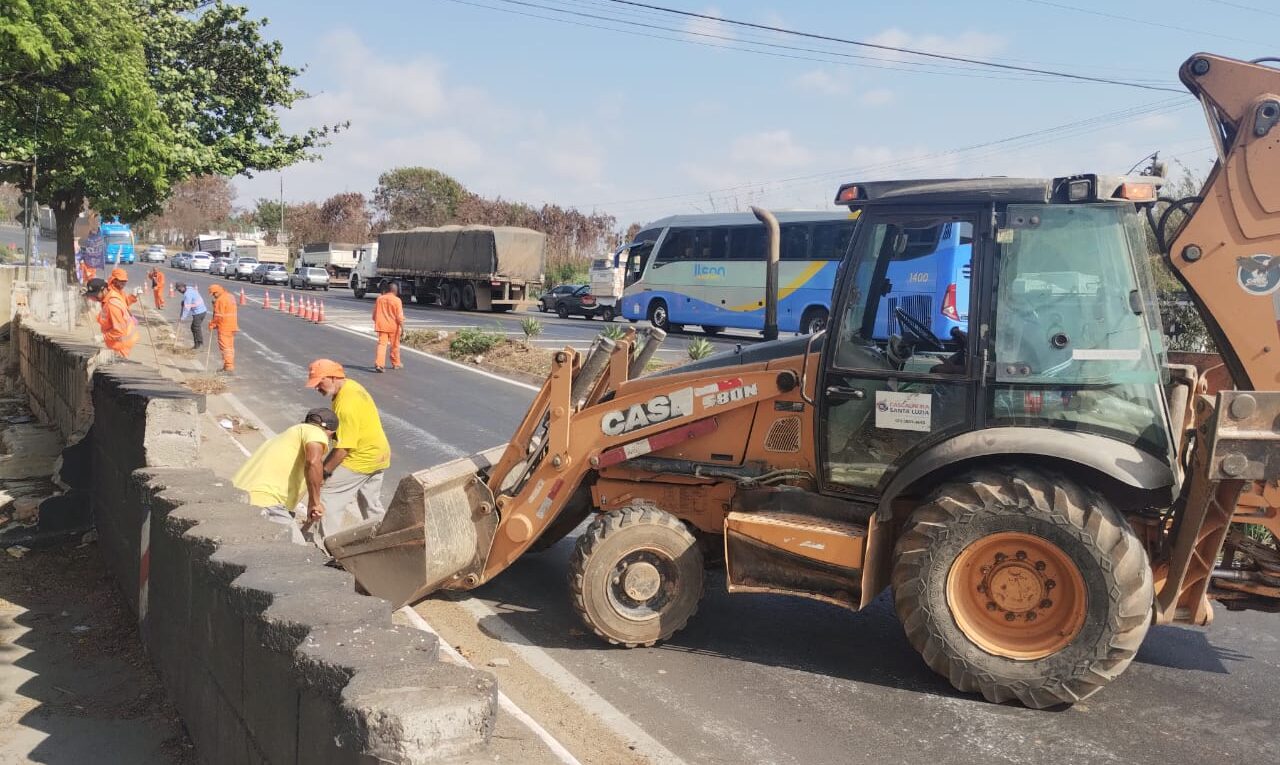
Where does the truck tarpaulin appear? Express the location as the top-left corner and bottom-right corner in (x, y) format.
(377, 226), (546, 282)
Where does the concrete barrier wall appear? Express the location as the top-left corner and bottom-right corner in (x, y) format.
(2, 265), (82, 334)
(16, 322), (499, 763)
(14, 319), (107, 444)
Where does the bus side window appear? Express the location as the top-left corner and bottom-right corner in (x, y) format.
(780, 223), (812, 260)
(811, 222), (856, 261)
(655, 229), (695, 266)
(728, 227), (765, 261)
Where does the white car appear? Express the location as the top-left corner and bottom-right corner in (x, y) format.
(189, 252), (213, 272)
(142, 244), (167, 263)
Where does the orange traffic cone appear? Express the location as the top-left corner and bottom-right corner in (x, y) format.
(310, 299), (320, 322)
(278, 293), (287, 311)
(302, 298), (312, 321)
(263, 290), (270, 308)
(168, 284), (175, 298)
(317, 301), (325, 324)
(238, 288), (247, 306)
(291, 294), (299, 316)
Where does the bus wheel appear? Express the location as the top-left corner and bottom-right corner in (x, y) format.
(701, 325), (722, 336)
(892, 470), (1152, 708)
(800, 307), (829, 335)
(647, 299), (670, 331)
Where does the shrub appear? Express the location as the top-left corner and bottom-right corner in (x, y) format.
(599, 324), (625, 341)
(520, 317), (543, 343)
(450, 327), (503, 359)
(687, 337), (714, 361)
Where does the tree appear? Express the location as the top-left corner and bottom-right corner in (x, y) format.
(253, 198), (285, 243)
(319, 192), (371, 243)
(373, 167), (466, 229)
(1145, 168), (1213, 352)
(1, 0), (339, 276)
(138, 175), (235, 242)
(1, 0), (176, 270)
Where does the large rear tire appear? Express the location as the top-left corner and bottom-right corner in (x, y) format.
(891, 470), (1152, 708)
(446, 284), (462, 310)
(569, 506), (704, 647)
(462, 282), (477, 311)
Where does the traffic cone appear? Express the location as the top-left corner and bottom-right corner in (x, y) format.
(278, 293), (286, 311)
(310, 299), (319, 322)
(168, 284), (175, 298)
(303, 298), (313, 321)
(263, 290), (270, 308)
(290, 294), (298, 316)
(317, 301), (325, 324)
(238, 287), (247, 306)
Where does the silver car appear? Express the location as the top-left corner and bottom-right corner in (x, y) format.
(289, 266), (331, 290)
(189, 252), (212, 272)
(210, 256), (233, 276)
(232, 257), (258, 280)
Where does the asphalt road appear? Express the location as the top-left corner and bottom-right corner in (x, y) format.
(122, 261), (1280, 765)
(0, 225), (56, 262)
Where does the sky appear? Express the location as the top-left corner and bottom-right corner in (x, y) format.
(232, 0), (1275, 228)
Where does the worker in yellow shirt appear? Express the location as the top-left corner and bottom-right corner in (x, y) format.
(231, 408), (338, 544)
(304, 359), (391, 550)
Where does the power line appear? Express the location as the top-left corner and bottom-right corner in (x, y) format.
(445, 0), (1085, 84)
(1205, 0), (1280, 19)
(585, 99), (1190, 214)
(602, 0), (1184, 92)
(1015, 0), (1267, 45)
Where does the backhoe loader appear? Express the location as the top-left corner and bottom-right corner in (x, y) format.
(329, 52), (1280, 708)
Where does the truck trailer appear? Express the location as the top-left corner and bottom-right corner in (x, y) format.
(357, 225), (544, 312)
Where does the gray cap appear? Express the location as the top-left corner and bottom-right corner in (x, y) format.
(305, 407), (339, 431)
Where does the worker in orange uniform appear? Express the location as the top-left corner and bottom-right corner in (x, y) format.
(83, 278), (138, 358)
(76, 256), (97, 285)
(108, 268), (139, 308)
(207, 284), (239, 373)
(372, 280), (405, 372)
(148, 266), (166, 309)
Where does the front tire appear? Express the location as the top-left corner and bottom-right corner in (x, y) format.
(569, 506), (704, 647)
(557, 302), (570, 319)
(892, 470), (1152, 708)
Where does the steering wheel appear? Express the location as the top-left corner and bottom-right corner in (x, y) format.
(893, 307), (945, 351)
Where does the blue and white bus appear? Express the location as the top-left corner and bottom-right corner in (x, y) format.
(616, 212), (858, 335)
(100, 218), (136, 264)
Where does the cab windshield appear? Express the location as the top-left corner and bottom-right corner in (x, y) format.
(992, 203), (1171, 455)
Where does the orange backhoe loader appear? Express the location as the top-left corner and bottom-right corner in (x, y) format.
(329, 53), (1280, 708)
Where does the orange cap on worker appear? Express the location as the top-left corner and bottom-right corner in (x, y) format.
(305, 358), (346, 389)
(110, 268), (128, 283)
(209, 284), (224, 295)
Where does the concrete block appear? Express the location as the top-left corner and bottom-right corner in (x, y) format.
(241, 627), (301, 765)
(298, 687), (362, 765)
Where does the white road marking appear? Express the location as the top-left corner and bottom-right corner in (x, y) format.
(325, 323), (540, 392)
(396, 606), (583, 765)
(454, 598), (689, 765)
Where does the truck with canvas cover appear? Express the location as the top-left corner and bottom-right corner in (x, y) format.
(329, 53), (1280, 709)
(359, 225), (544, 311)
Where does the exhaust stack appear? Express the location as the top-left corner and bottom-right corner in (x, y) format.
(751, 206), (781, 341)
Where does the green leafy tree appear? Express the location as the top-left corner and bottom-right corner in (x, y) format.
(1, 0), (175, 270)
(1, 0), (340, 276)
(373, 167), (467, 229)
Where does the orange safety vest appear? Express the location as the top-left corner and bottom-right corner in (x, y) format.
(209, 290), (239, 333)
(109, 283), (138, 308)
(98, 290), (139, 357)
(373, 292), (405, 333)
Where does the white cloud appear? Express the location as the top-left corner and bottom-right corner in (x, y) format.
(235, 28), (620, 211)
(859, 88), (894, 106)
(794, 69), (850, 96)
(730, 130), (814, 169)
(864, 28), (1006, 61)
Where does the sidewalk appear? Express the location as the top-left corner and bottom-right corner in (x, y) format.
(0, 328), (192, 764)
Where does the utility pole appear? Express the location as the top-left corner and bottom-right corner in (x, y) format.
(279, 172), (285, 244)
(25, 161), (36, 276)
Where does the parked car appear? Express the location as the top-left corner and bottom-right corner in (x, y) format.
(289, 266), (331, 290)
(210, 256), (233, 276)
(231, 256), (259, 280)
(170, 252), (190, 269)
(142, 244), (167, 263)
(188, 252), (212, 272)
(539, 284), (597, 319)
(250, 263), (288, 285)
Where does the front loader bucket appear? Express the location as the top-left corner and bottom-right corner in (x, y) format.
(327, 446), (506, 607)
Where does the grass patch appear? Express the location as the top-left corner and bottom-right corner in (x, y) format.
(183, 374), (228, 395)
(402, 329), (443, 349)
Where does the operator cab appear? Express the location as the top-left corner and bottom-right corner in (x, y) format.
(821, 175), (1174, 494)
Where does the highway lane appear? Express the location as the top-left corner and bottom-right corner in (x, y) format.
(119, 262), (1280, 765)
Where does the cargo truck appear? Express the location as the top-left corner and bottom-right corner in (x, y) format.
(357, 225), (545, 312)
(300, 242), (360, 287)
(237, 242), (288, 265)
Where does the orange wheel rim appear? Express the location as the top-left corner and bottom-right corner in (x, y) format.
(946, 532), (1087, 660)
